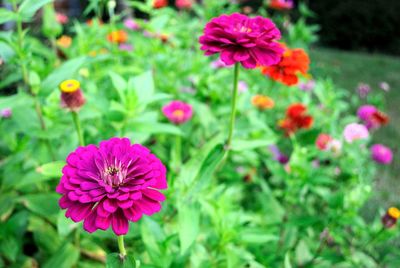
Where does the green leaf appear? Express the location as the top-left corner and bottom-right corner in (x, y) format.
(239, 229), (279, 244)
(106, 253), (137, 268)
(43, 243), (80, 268)
(284, 253), (292, 268)
(295, 240), (312, 265)
(0, 192), (17, 221)
(19, 0), (54, 20)
(57, 210), (77, 237)
(20, 193), (60, 222)
(0, 8), (18, 24)
(189, 144), (225, 194)
(178, 202), (200, 254)
(109, 72), (127, 104)
(231, 138), (276, 151)
(128, 70), (154, 106)
(128, 121), (183, 136)
(36, 161), (65, 178)
(41, 56), (88, 94)
(177, 134), (223, 186)
(0, 236), (19, 262)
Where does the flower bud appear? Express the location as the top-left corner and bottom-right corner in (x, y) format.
(59, 79), (86, 112)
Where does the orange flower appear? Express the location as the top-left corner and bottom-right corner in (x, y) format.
(107, 30), (128, 44)
(279, 103), (313, 135)
(261, 44), (310, 86)
(56, 35), (72, 48)
(251, 95), (275, 110)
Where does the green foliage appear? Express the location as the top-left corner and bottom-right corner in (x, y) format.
(0, 1), (397, 267)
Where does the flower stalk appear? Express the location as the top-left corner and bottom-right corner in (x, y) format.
(226, 63), (240, 150)
(117, 235), (127, 259)
(71, 111), (85, 146)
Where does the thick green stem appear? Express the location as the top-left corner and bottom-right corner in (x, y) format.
(226, 63), (240, 150)
(117, 235), (127, 259)
(71, 111), (85, 146)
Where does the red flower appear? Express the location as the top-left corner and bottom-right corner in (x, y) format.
(279, 103), (313, 135)
(316, 134), (332, 151)
(153, 0), (168, 8)
(261, 44), (310, 86)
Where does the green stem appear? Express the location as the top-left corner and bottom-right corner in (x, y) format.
(117, 235), (127, 259)
(34, 97), (56, 161)
(71, 111), (85, 146)
(174, 134), (182, 172)
(225, 63), (240, 150)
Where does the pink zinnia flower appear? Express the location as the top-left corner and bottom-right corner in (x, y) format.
(268, 0), (294, 10)
(343, 123), (369, 143)
(176, 0), (193, 9)
(316, 133), (332, 151)
(1, 108), (12, 119)
(199, 13), (283, 69)
(123, 18), (140, 31)
(56, 13), (69, 24)
(56, 137), (167, 235)
(162, 100), (193, 125)
(370, 144), (393, 165)
(357, 83), (371, 98)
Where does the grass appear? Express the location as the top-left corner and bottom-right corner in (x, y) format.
(310, 47), (400, 206)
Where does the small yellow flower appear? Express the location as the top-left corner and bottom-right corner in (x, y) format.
(59, 79), (80, 93)
(388, 207), (400, 219)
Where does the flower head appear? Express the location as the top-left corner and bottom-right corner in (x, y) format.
(357, 105), (389, 129)
(268, 0), (294, 10)
(56, 35), (72, 48)
(261, 44), (310, 86)
(379, 82), (390, 92)
(59, 79), (86, 111)
(269, 145), (289, 164)
(199, 13), (283, 69)
(251, 95), (275, 110)
(343, 123), (369, 143)
(176, 0), (193, 9)
(316, 133), (332, 151)
(298, 80), (316, 91)
(357, 83), (371, 98)
(1, 108), (12, 119)
(279, 103), (313, 135)
(119, 43), (134, 51)
(162, 100), (193, 125)
(238, 81), (248, 93)
(370, 144), (393, 165)
(382, 207), (400, 228)
(56, 137), (167, 235)
(107, 30), (128, 44)
(124, 18), (140, 31)
(153, 0), (168, 9)
(56, 12), (69, 24)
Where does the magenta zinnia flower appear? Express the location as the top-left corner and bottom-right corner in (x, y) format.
(162, 100), (193, 125)
(370, 144), (393, 165)
(56, 137), (167, 235)
(199, 13), (283, 69)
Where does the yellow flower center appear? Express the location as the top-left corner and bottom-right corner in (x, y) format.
(388, 207), (400, 219)
(60, 79), (80, 93)
(172, 109), (184, 118)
